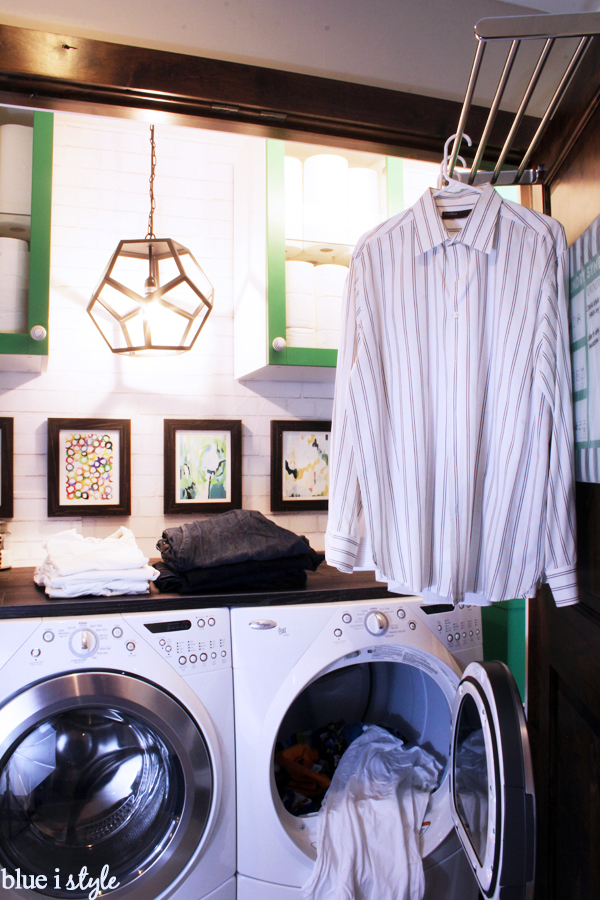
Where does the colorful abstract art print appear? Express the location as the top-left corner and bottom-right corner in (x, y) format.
(177, 431), (231, 503)
(164, 419), (242, 514)
(282, 430), (329, 500)
(58, 430), (120, 505)
(48, 419), (131, 517)
(271, 420), (331, 511)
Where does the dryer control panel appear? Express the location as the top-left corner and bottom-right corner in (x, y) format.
(133, 609), (231, 673)
(413, 602), (484, 665)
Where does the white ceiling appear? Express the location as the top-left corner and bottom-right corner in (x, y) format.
(0, 0), (597, 104)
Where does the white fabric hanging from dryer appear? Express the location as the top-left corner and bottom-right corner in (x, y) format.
(302, 725), (442, 900)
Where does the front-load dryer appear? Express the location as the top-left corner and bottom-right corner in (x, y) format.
(0, 608), (236, 900)
(232, 596), (535, 900)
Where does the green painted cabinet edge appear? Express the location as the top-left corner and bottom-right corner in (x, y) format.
(0, 110), (53, 356)
(481, 597), (526, 701)
(265, 140), (404, 370)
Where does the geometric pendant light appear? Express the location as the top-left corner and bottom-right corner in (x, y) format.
(87, 126), (214, 355)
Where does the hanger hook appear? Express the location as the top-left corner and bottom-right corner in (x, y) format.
(442, 133), (472, 183)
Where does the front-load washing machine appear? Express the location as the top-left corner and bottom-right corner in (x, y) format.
(232, 596), (535, 900)
(0, 607), (236, 900)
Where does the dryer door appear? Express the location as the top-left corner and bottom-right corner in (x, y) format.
(449, 661), (535, 900)
(0, 671), (213, 900)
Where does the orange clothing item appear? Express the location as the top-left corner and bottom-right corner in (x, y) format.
(276, 744), (332, 798)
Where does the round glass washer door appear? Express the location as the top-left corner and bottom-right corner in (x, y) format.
(0, 671), (214, 900)
(450, 661), (535, 900)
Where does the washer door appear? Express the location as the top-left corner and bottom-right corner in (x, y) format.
(0, 671), (213, 900)
(449, 661), (535, 900)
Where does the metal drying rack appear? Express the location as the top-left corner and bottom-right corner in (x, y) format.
(447, 12), (600, 187)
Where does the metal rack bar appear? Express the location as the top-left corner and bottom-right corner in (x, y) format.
(448, 12), (600, 186)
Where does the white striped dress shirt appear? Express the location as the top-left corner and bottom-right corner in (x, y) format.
(326, 185), (578, 607)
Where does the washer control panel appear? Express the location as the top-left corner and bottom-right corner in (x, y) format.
(135, 609), (231, 673)
(10, 609), (231, 675)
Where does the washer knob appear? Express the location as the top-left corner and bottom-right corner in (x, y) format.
(409, 621), (417, 631)
(342, 613), (352, 624)
(43, 630), (55, 642)
(397, 609), (406, 619)
(31, 648), (41, 657)
(365, 611), (389, 636)
(334, 628), (343, 637)
(126, 641), (136, 652)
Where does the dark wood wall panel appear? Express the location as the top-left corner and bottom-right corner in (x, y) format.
(0, 23), (537, 162)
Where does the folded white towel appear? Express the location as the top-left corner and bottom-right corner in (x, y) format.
(302, 725), (442, 900)
(35, 565), (159, 591)
(37, 527), (148, 577)
(42, 578), (156, 599)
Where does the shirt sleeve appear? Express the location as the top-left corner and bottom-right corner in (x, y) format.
(325, 256), (367, 572)
(539, 243), (579, 607)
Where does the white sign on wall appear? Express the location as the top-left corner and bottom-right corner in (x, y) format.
(569, 213), (600, 482)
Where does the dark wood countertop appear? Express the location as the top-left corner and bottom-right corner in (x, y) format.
(0, 564), (398, 619)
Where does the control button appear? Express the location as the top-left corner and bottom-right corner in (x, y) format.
(112, 627), (123, 639)
(397, 609), (406, 619)
(200, 653), (208, 662)
(334, 628), (343, 637)
(159, 639), (166, 646)
(31, 648), (41, 657)
(463, 632), (467, 638)
(342, 613), (352, 624)
(43, 631), (54, 642)
(208, 617), (216, 627)
(211, 652), (217, 659)
(165, 645), (172, 652)
(189, 654), (197, 663)
(476, 629), (480, 636)
(365, 611), (389, 636)
(409, 621), (416, 631)
(469, 631), (473, 637)
(447, 634), (453, 643)
(126, 641), (136, 652)
(455, 633), (461, 641)
(437, 624), (442, 631)
(221, 650), (227, 657)
(197, 619), (206, 628)
(179, 656), (187, 665)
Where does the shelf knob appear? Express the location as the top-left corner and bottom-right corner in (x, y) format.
(272, 336), (286, 352)
(30, 325), (47, 341)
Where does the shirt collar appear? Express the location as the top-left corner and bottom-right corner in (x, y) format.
(412, 183), (503, 256)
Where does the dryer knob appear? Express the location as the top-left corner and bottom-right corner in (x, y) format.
(365, 611), (389, 636)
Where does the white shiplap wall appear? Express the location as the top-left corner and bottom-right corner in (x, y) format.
(1, 112), (333, 566)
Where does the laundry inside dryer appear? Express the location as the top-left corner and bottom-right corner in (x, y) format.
(273, 659), (451, 818)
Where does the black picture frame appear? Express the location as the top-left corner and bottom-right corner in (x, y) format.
(270, 419), (331, 512)
(0, 417), (14, 519)
(164, 419), (242, 515)
(47, 418), (131, 517)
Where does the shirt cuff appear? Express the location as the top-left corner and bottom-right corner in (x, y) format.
(545, 565), (579, 607)
(325, 531), (361, 573)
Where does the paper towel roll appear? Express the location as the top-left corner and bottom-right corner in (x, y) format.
(0, 237), (29, 280)
(316, 329), (340, 349)
(347, 167), (381, 244)
(0, 275), (28, 333)
(286, 291), (316, 331)
(285, 156), (303, 242)
(0, 125), (33, 217)
(314, 264), (348, 298)
(285, 240), (303, 259)
(285, 260), (314, 294)
(316, 294), (343, 332)
(286, 326), (316, 348)
(304, 154), (348, 244)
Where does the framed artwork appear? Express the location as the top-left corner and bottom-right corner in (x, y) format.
(47, 419), (131, 517)
(270, 419), (331, 511)
(0, 417), (14, 519)
(164, 419), (242, 515)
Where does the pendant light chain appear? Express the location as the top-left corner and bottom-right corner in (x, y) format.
(146, 124), (157, 240)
